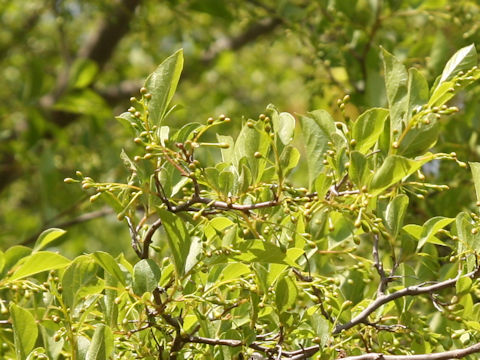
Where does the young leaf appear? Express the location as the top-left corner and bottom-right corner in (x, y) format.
(272, 111), (296, 145)
(416, 216), (454, 250)
(33, 228), (66, 252)
(439, 44), (477, 84)
(85, 324), (113, 360)
(145, 49), (184, 125)
(352, 108), (389, 154)
(10, 252), (71, 281)
(382, 48), (408, 138)
(221, 263), (251, 281)
(133, 259), (162, 295)
(300, 110), (336, 188)
(10, 303), (38, 360)
(157, 208), (192, 276)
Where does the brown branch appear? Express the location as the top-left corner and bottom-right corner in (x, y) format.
(141, 218), (162, 259)
(338, 341), (480, 360)
(21, 207), (113, 246)
(333, 267), (480, 334)
(98, 17), (283, 103)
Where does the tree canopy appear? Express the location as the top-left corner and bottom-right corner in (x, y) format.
(3, 1), (480, 360)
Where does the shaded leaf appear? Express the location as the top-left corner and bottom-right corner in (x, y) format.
(157, 209), (192, 276)
(91, 251), (126, 286)
(85, 324), (113, 360)
(384, 194), (409, 237)
(275, 275), (297, 313)
(133, 259), (162, 295)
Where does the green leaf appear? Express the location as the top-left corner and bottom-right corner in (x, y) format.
(217, 135), (235, 163)
(272, 110), (296, 145)
(33, 228), (66, 252)
(70, 58), (98, 89)
(133, 259), (162, 295)
(185, 236), (203, 274)
(456, 212), (480, 255)
(62, 255), (99, 308)
(300, 110), (336, 188)
(469, 162), (480, 203)
(279, 146), (300, 177)
(10, 304), (38, 359)
(397, 115), (439, 158)
(234, 121), (270, 182)
(218, 170), (234, 196)
(369, 155), (429, 195)
(10, 252), (71, 281)
(382, 48), (408, 139)
(456, 276), (472, 295)
(221, 263), (251, 281)
(145, 49), (184, 125)
(352, 108), (389, 154)
(1, 246), (31, 278)
(157, 209), (192, 276)
(406, 68), (429, 118)
(349, 151), (369, 187)
(85, 324), (113, 360)
(416, 216), (454, 250)
(91, 251), (126, 286)
(439, 44), (477, 84)
(54, 89), (109, 116)
(384, 194), (409, 237)
(275, 275), (297, 313)
(314, 173), (332, 199)
(209, 240), (298, 266)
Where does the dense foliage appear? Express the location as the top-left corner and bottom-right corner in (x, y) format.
(4, 1), (480, 360)
(3, 43), (480, 359)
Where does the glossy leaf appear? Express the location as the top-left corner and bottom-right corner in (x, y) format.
(352, 108), (389, 154)
(273, 111), (296, 145)
(10, 303), (38, 360)
(416, 216), (454, 250)
(438, 44), (476, 84)
(33, 228), (66, 252)
(10, 252), (71, 281)
(145, 49), (184, 125)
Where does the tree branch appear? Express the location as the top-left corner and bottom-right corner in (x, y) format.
(333, 267), (480, 334)
(338, 341), (480, 360)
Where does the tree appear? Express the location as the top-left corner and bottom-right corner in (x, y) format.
(2, 43), (480, 359)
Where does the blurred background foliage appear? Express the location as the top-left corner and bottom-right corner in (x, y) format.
(2, 0), (480, 257)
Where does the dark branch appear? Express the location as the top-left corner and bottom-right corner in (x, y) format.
(333, 267), (480, 334)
